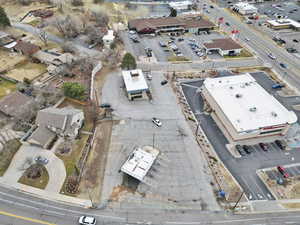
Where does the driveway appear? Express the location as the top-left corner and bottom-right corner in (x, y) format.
(0, 144), (66, 193)
(100, 70), (219, 210)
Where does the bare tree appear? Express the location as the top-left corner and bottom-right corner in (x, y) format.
(86, 26), (104, 45)
(53, 15), (79, 38)
(38, 29), (48, 46)
(62, 41), (77, 54)
(18, 0), (32, 5)
(91, 10), (109, 27)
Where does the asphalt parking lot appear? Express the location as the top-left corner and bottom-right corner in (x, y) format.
(181, 71), (300, 201)
(120, 31), (225, 62)
(266, 164), (300, 180)
(100, 70), (219, 210)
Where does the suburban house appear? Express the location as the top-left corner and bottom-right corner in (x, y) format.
(128, 16), (215, 34)
(0, 31), (16, 49)
(0, 91), (35, 117)
(203, 38), (243, 56)
(232, 2), (258, 15)
(102, 30), (115, 48)
(28, 107), (84, 148)
(122, 69), (149, 101)
(266, 19), (300, 31)
(13, 41), (40, 56)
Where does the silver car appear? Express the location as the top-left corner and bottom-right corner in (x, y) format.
(79, 216), (96, 225)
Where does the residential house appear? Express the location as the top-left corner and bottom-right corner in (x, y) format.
(27, 107), (84, 148)
(13, 41), (40, 56)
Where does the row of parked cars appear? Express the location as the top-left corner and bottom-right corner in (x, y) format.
(236, 140), (286, 156)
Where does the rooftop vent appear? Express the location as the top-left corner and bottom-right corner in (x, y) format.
(245, 82), (250, 86)
(229, 86), (234, 89)
(271, 111), (278, 117)
(235, 93), (242, 98)
(249, 107), (257, 112)
(130, 71), (139, 77)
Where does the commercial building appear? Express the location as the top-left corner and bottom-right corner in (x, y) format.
(128, 16), (215, 34)
(232, 2), (258, 15)
(266, 19), (300, 31)
(202, 74), (297, 141)
(203, 38), (243, 56)
(122, 69), (149, 101)
(169, 1), (193, 11)
(121, 147), (159, 182)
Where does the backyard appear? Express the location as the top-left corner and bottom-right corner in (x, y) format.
(0, 78), (17, 99)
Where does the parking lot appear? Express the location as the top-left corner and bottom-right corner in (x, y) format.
(181, 70), (300, 201)
(120, 31), (226, 62)
(100, 70), (219, 210)
(266, 165), (300, 180)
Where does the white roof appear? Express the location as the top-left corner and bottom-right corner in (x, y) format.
(121, 147), (159, 181)
(169, 1), (192, 8)
(267, 19), (300, 28)
(3, 41), (17, 49)
(203, 74), (297, 132)
(103, 30), (115, 41)
(122, 69), (149, 93)
(234, 2), (257, 10)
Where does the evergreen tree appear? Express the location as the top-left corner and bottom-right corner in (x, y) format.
(0, 7), (10, 27)
(121, 53), (137, 70)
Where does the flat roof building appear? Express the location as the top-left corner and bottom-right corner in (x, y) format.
(169, 1), (193, 11)
(203, 38), (243, 56)
(202, 74), (297, 141)
(122, 69), (149, 101)
(232, 2), (258, 15)
(266, 19), (300, 31)
(121, 147), (159, 182)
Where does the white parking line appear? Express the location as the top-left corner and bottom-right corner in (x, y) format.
(240, 177), (255, 199)
(248, 175), (267, 200)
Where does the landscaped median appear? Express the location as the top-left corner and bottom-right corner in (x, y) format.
(18, 164), (49, 189)
(224, 49), (254, 59)
(168, 56), (191, 63)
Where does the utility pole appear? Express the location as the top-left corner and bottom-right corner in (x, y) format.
(152, 133), (155, 149)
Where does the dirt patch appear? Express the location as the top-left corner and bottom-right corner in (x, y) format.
(281, 203), (300, 209)
(0, 139), (22, 176)
(77, 120), (114, 203)
(0, 51), (26, 72)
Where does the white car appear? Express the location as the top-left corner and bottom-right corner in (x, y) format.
(268, 52), (276, 60)
(245, 37), (250, 41)
(152, 117), (162, 127)
(129, 30), (136, 35)
(79, 216), (97, 225)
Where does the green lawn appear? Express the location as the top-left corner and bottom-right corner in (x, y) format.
(18, 164), (49, 189)
(0, 139), (21, 176)
(168, 56), (190, 62)
(224, 49), (253, 59)
(0, 78), (17, 99)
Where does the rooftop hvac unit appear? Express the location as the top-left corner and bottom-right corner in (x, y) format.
(271, 111), (278, 117)
(249, 107), (257, 112)
(130, 71), (139, 77)
(235, 93), (242, 98)
(229, 86), (234, 89)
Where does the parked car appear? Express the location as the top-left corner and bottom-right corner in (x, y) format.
(277, 166), (289, 178)
(159, 41), (167, 47)
(242, 145), (251, 154)
(161, 80), (168, 86)
(279, 62), (287, 69)
(275, 140), (285, 150)
(100, 103), (111, 108)
(178, 37), (184, 42)
(286, 48), (298, 53)
(236, 145), (245, 156)
(245, 37), (250, 41)
(146, 73), (152, 80)
(152, 117), (162, 127)
(293, 39), (299, 43)
(210, 5), (214, 8)
(170, 37), (176, 40)
(225, 22), (230, 26)
(259, 143), (268, 151)
(129, 30), (136, 35)
(145, 48), (152, 57)
(35, 156), (49, 165)
(272, 83), (285, 89)
(79, 216), (97, 225)
(267, 52), (276, 60)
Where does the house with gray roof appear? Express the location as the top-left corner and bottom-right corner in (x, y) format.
(27, 107), (84, 148)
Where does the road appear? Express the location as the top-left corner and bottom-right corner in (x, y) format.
(201, 1), (300, 91)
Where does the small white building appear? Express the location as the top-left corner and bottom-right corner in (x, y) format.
(266, 19), (300, 31)
(202, 74), (297, 141)
(169, 1), (193, 11)
(232, 2), (258, 15)
(121, 147), (159, 182)
(102, 30), (115, 48)
(122, 69), (149, 101)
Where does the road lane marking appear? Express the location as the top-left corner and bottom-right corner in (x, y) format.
(0, 210), (56, 225)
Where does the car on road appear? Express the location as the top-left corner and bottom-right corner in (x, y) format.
(129, 30), (136, 35)
(242, 145), (252, 154)
(267, 52), (276, 60)
(178, 37), (184, 42)
(293, 39), (299, 43)
(159, 41), (167, 47)
(275, 140), (285, 150)
(225, 22), (230, 26)
(146, 73), (152, 80)
(272, 83), (285, 89)
(152, 117), (162, 127)
(161, 80), (168, 86)
(279, 62), (287, 69)
(145, 48), (152, 57)
(245, 37), (250, 41)
(35, 156), (49, 165)
(100, 103), (111, 108)
(259, 143), (268, 151)
(79, 216), (96, 225)
(210, 5), (214, 8)
(286, 48), (298, 53)
(277, 166), (289, 178)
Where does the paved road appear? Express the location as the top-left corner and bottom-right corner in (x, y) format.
(201, 1), (300, 91)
